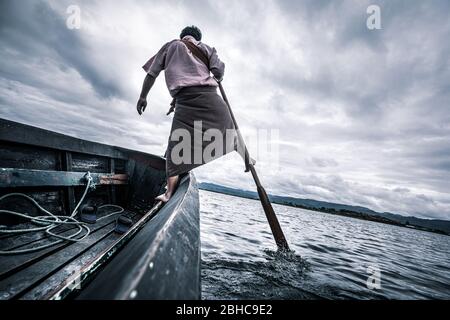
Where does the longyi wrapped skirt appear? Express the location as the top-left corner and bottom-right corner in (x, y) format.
(165, 86), (237, 177)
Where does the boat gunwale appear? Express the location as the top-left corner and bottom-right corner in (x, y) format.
(0, 118), (165, 170)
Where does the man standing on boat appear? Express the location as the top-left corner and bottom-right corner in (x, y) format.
(137, 26), (237, 202)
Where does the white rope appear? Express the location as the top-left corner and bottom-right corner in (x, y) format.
(97, 204), (124, 220)
(0, 172), (124, 255)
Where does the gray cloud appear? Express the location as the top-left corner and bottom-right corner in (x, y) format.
(0, 1), (124, 98)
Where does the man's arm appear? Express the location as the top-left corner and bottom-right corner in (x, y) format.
(137, 41), (172, 115)
(136, 74), (156, 115)
(208, 47), (225, 81)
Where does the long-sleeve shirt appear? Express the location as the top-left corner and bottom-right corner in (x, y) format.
(142, 35), (225, 97)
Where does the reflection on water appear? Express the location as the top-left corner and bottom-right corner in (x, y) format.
(200, 190), (450, 300)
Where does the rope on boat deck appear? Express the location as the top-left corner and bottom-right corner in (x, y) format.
(0, 172), (124, 255)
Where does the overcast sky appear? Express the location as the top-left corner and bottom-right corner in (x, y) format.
(1, 0), (449, 220)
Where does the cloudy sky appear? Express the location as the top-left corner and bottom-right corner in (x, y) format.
(1, 0), (449, 220)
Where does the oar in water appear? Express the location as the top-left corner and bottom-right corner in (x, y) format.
(217, 81), (290, 251)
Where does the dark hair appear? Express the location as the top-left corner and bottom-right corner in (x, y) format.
(180, 25), (202, 41)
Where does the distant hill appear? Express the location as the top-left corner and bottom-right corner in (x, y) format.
(198, 182), (450, 236)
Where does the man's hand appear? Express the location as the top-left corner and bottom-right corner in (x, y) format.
(137, 74), (155, 115)
(137, 97), (147, 115)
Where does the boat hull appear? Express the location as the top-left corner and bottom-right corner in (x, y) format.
(0, 118), (200, 300)
(77, 173), (200, 300)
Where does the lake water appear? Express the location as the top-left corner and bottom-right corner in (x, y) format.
(199, 190), (450, 300)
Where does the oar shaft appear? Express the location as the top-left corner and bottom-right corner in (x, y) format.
(218, 82), (290, 251)
(217, 83), (252, 170)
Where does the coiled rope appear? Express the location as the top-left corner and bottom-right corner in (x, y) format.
(0, 172), (123, 255)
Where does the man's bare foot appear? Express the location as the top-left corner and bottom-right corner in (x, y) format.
(155, 192), (172, 203)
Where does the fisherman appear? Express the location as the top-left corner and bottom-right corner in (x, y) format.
(137, 26), (237, 202)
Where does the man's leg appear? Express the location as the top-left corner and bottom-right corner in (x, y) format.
(155, 175), (179, 203)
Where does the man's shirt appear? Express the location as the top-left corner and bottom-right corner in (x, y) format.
(143, 35), (225, 97)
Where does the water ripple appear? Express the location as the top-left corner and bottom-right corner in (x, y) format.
(200, 190), (450, 299)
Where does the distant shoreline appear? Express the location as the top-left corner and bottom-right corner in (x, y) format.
(198, 183), (450, 237)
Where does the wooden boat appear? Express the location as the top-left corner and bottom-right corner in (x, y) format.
(0, 118), (200, 300)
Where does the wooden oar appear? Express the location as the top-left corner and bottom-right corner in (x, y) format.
(217, 81), (290, 251)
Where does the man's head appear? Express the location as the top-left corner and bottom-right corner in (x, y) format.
(180, 25), (202, 41)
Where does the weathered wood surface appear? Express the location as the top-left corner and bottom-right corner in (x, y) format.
(0, 119), (200, 300)
(21, 228), (121, 300)
(0, 119), (167, 171)
(0, 218), (117, 299)
(0, 189), (65, 227)
(62, 152), (76, 215)
(0, 210), (139, 300)
(0, 206), (128, 251)
(0, 142), (58, 171)
(0, 211), (139, 299)
(71, 153), (109, 173)
(0, 119), (128, 160)
(47, 205), (161, 300)
(1, 223), (79, 251)
(0, 168), (128, 188)
(0, 211), (120, 279)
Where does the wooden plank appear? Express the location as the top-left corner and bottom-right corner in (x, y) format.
(0, 219), (119, 300)
(0, 207), (125, 251)
(99, 174), (128, 185)
(62, 152), (76, 215)
(48, 204), (162, 300)
(0, 120), (167, 172)
(0, 189), (64, 227)
(0, 168), (128, 188)
(0, 224), (75, 251)
(0, 240), (72, 281)
(0, 212), (121, 280)
(0, 119), (128, 160)
(20, 211), (139, 300)
(71, 153), (109, 173)
(0, 142), (58, 171)
(108, 159), (116, 205)
(20, 232), (119, 300)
